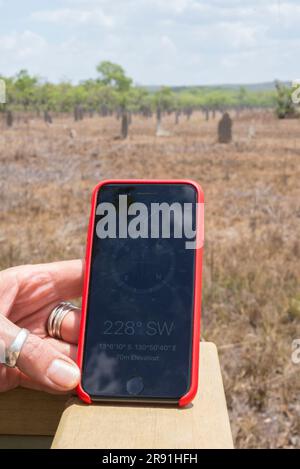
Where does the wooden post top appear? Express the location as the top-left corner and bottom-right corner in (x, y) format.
(52, 342), (233, 449)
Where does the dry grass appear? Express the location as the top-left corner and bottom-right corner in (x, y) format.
(0, 110), (300, 448)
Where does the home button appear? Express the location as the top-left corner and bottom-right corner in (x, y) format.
(126, 376), (144, 395)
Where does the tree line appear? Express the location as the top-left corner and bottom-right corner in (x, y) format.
(0, 61), (277, 119)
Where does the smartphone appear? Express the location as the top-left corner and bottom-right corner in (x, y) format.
(77, 179), (204, 406)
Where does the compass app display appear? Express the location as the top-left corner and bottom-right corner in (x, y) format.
(82, 183), (197, 400)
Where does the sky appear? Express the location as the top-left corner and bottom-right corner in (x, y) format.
(0, 0), (299, 86)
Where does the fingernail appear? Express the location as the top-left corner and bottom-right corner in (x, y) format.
(47, 359), (80, 389)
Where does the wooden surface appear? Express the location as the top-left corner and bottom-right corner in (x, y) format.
(0, 388), (67, 436)
(52, 343), (233, 449)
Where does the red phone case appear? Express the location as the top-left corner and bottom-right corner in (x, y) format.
(77, 179), (204, 406)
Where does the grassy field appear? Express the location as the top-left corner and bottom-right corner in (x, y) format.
(0, 110), (300, 448)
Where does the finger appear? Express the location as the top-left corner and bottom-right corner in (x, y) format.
(2, 260), (84, 319)
(17, 300), (81, 344)
(48, 259), (85, 302)
(39, 301), (81, 344)
(0, 365), (74, 394)
(19, 372), (72, 394)
(0, 313), (80, 392)
(0, 366), (68, 394)
(17, 332), (80, 392)
(0, 337), (78, 393)
(45, 338), (77, 361)
(60, 308), (81, 345)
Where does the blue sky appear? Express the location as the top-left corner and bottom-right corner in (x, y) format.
(0, 0), (299, 85)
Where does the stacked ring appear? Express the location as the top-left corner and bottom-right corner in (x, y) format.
(47, 302), (80, 340)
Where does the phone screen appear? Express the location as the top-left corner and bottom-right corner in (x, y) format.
(82, 183), (198, 401)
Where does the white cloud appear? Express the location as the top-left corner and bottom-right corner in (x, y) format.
(31, 7), (115, 28)
(193, 21), (262, 50)
(160, 35), (177, 54)
(0, 30), (47, 60)
(0, 0), (299, 84)
(149, 0), (192, 14)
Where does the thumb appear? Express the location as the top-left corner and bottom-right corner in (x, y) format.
(1, 315), (80, 392)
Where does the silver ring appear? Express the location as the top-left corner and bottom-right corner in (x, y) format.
(47, 302), (80, 340)
(1, 328), (30, 368)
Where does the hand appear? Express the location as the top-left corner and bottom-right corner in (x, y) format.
(0, 260), (84, 393)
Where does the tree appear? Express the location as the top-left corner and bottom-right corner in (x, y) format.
(13, 69), (39, 110)
(96, 61), (133, 138)
(129, 87), (151, 114)
(154, 86), (174, 112)
(96, 61), (132, 93)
